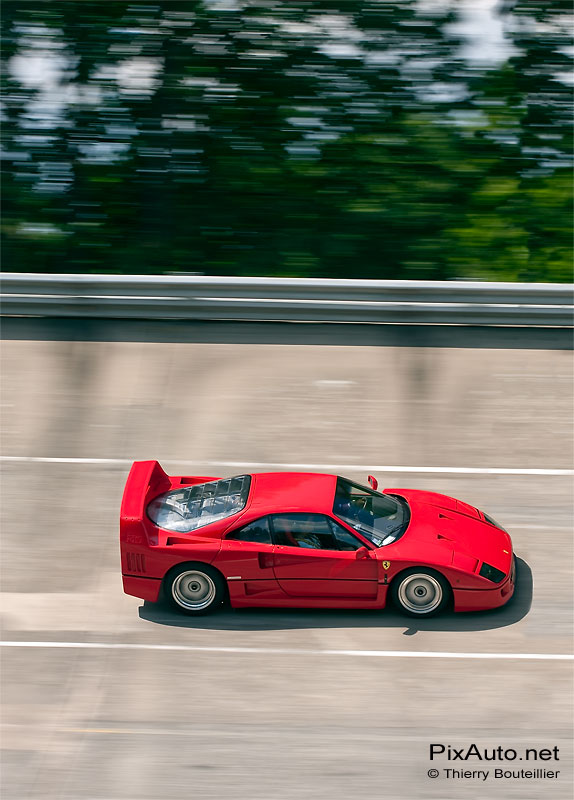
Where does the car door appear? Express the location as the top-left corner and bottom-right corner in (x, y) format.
(270, 513), (379, 599)
(216, 517), (283, 598)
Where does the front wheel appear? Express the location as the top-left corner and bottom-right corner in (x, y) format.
(165, 563), (225, 615)
(391, 569), (450, 618)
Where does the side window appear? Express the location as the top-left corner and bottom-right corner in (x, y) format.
(271, 514), (337, 550)
(227, 517), (271, 544)
(327, 518), (364, 551)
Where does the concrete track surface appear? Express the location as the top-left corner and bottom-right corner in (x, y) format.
(1, 320), (572, 800)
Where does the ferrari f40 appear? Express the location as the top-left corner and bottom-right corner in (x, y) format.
(120, 461), (515, 617)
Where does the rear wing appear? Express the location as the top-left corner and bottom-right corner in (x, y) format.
(120, 460), (171, 545)
(120, 461), (221, 545)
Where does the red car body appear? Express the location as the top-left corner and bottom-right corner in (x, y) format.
(120, 461), (515, 614)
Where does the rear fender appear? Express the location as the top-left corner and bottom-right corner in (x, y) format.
(120, 462), (225, 580)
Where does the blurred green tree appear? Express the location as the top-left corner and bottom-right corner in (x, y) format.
(1, 0), (571, 280)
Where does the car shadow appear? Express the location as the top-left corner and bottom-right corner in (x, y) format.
(138, 556), (532, 635)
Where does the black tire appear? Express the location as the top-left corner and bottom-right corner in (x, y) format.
(164, 562), (226, 616)
(390, 568), (450, 618)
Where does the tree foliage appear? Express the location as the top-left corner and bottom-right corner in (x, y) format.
(1, 0), (571, 280)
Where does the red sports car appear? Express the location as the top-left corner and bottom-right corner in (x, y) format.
(120, 461), (516, 618)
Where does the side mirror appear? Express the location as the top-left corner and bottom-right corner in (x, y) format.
(355, 546), (370, 559)
(368, 475), (378, 490)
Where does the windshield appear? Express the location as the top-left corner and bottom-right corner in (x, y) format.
(333, 478), (409, 547)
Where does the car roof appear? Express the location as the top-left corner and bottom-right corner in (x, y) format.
(248, 472), (337, 514)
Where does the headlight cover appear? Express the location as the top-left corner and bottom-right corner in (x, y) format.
(479, 562), (506, 584)
(482, 512), (507, 532)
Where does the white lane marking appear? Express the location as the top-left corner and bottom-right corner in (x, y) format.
(2, 725), (564, 742)
(514, 524), (573, 530)
(1, 456), (129, 465)
(0, 641), (572, 661)
(0, 456), (571, 476)
(494, 374), (573, 379)
(314, 380), (356, 386)
(4, 724), (562, 742)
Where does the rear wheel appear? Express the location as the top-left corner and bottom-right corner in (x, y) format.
(391, 569), (450, 618)
(165, 563), (225, 615)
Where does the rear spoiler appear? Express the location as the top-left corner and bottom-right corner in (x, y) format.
(120, 460), (171, 544)
(120, 461), (222, 544)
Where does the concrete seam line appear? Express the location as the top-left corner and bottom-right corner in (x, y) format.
(0, 456), (571, 476)
(0, 642), (572, 660)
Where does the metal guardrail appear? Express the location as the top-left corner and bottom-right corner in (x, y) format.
(0, 273), (572, 326)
